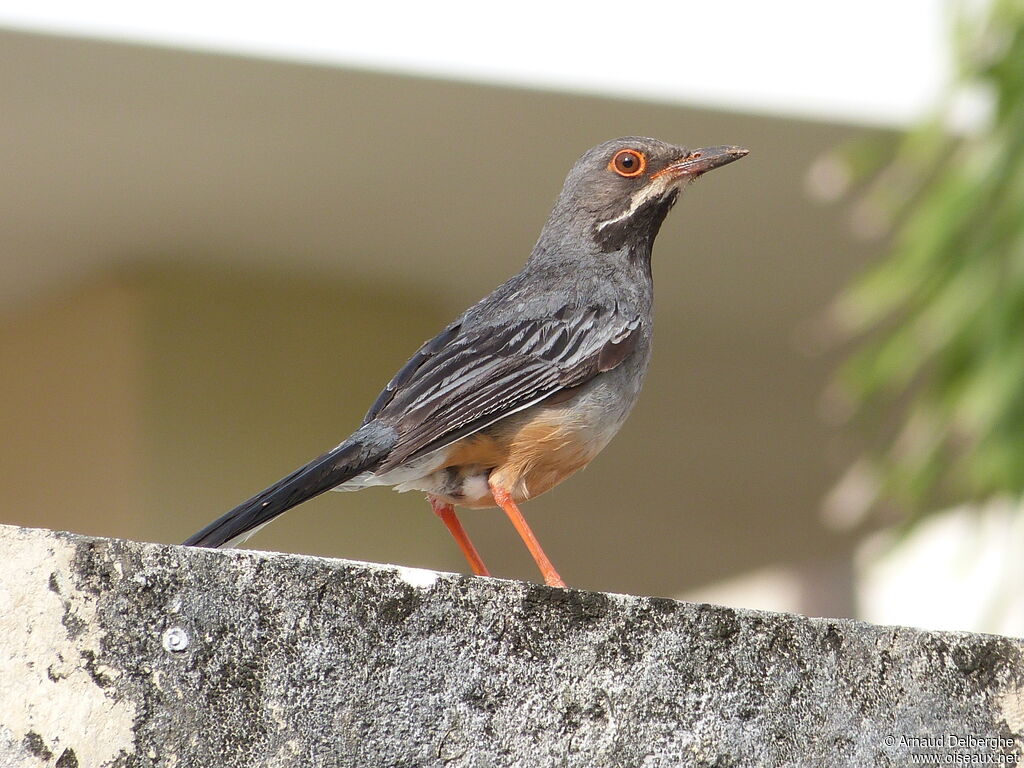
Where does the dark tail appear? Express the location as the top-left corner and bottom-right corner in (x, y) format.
(183, 422), (397, 548)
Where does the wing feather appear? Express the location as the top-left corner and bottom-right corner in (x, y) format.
(366, 303), (642, 471)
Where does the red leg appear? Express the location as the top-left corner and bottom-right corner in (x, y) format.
(489, 483), (567, 588)
(429, 496), (491, 577)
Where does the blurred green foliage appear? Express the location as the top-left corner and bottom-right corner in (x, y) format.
(833, 0), (1024, 523)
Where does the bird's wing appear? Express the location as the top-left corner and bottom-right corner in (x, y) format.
(364, 302), (641, 471)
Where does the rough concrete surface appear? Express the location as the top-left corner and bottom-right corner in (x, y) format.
(0, 523), (1022, 768)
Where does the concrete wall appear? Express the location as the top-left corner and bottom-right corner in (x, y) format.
(1, 524), (1022, 767)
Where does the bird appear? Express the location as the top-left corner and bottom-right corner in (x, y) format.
(183, 137), (748, 587)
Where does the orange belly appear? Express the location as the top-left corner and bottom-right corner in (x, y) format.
(441, 407), (601, 508)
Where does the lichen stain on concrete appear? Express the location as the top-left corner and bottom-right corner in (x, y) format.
(999, 684), (1024, 736)
(0, 528), (136, 767)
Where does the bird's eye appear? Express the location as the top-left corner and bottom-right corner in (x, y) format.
(609, 149), (646, 178)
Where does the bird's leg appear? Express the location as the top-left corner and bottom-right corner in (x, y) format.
(488, 482), (567, 588)
(429, 496), (491, 577)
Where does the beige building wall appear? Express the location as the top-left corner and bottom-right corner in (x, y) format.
(0, 28), (883, 609)
(1, 276), (146, 538)
(1, 262), (858, 606)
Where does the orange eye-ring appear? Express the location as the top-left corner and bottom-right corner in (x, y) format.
(609, 149), (646, 178)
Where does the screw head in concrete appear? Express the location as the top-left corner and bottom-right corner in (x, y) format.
(161, 626), (190, 653)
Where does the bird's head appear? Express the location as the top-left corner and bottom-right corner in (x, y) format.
(541, 137), (748, 256)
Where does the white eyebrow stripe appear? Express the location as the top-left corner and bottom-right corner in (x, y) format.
(595, 174), (673, 231)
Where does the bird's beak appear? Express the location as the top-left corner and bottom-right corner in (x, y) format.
(653, 145), (749, 180)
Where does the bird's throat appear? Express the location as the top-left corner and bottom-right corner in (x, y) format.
(593, 189), (679, 255)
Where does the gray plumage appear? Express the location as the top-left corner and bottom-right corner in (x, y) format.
(184, 137), (747, 549)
